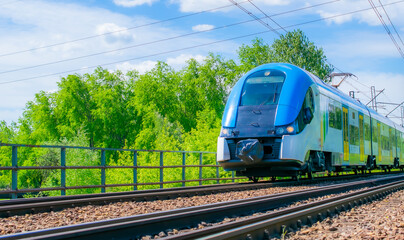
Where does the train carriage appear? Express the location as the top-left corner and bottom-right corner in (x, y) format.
(217, 63), (403, 179)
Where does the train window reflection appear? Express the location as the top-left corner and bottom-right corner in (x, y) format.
(240, 70), (285, 106)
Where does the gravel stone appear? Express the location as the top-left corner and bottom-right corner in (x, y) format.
(0, 174), (401, 238)
(0, 185), (317, 235)
(286, 189), (404, 240)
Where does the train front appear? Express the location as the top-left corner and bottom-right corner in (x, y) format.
(217, 63), (318, 178)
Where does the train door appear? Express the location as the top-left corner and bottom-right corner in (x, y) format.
(389, 128), (393, 162)
(359, 113), (364, 162)
(343, 106), (349, 162)
(377, 122), (382, 162)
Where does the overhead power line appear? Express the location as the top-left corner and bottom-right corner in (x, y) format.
(0, 0), (341, 58)
(247, 0), (288, 34)
(0, 30), (280, 85)
(0, 0), (250, 58)
(377, 0), (404, 47)
(368, 0), (404, 58)
(0, 18), (260, 75)
(1, 0), (404, 85)
(0, 0), (349, 75)
(228, 0), (281, 35)
(231, 0), (345, 73)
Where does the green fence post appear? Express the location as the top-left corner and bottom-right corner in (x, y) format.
(182, 152), (186, 187)
(101, 150), (106, 193)
(133, 151), (137, 191)
(199, 153), (203, 186)
(61, 148), (66, 196)
(160, 152), (163, 189)
(11, 146), (18, 199)
(216, 154), (220, 184)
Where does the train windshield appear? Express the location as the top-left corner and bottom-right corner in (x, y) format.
(240, 70), (285, 106)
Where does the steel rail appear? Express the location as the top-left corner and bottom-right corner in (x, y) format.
(0, 181), (274, 218)
(175, 179), (404, 239)
(1, 175), (403, 240)
(0, 171), (400, 218)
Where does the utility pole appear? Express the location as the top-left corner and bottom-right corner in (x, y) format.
(367, 86), (384, 112)
(371, 86), (377, 111)
(401, 106), (404, 127)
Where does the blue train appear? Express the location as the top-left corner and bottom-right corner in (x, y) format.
(217, 63), (404, 181)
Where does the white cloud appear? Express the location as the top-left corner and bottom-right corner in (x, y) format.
(324, 31), (399, 59)
(171, 0), (288, 13)
(116, 60), (157, 74)
(166, 54), (206, 68)
(317, 10), (353, 25)
(192, 24), (214, 32)
(95, 23), (135, 44)
(115, 54), (206, 74)
(114, 0), (159, 7)
(315, 0), (404, 26)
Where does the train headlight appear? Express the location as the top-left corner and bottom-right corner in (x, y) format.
(221, 127), (233, 137)
(275, 127), (285, 135)
(275, 124), (296, 135)
(286, 126), (295, 133)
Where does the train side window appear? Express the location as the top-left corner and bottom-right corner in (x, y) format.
(343, 110), (349, 142)
(349, 124), (359, 146)
(328, 103), (335, 128)
(335, 106), (342, 130)
(372, 120), (378, 143)
(296, 88), (314, 133)
(364, 121), (371, 141)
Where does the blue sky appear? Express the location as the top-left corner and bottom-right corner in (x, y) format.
(0, 0), (403, 125)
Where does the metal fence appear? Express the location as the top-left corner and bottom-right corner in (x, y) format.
(0, 143), (242, 199)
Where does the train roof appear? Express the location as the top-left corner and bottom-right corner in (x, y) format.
(306, 69), (399, 129)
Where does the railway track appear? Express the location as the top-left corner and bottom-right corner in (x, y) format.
(0, 171), (399, 218)
(2, 174), (403, 240)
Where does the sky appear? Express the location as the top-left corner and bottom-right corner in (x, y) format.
(0, 0), (403, 126)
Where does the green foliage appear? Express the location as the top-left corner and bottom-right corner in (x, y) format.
(238, 30), (333, 80)
(269, 30), (333, 80)
(41, 132), (101, 196)
(0, 29), (331, 195)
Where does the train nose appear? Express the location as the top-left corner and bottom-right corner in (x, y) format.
(236, 139), (264, 164)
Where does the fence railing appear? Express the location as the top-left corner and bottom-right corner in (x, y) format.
(0, 143), (243, 199)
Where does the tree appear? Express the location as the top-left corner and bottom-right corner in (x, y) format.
(238, 29), (333, 80)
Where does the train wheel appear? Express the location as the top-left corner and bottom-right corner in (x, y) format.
(249, 176), (259, 183)
(307, 171), (313, 180)
(292, 175), (300, 182)
(271, 176), (276, 182)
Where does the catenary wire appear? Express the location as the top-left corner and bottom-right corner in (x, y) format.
(0, 0), (342, 58)
(0, 0), (348, 75)
(228, 0), (281, 36)
(1, 0), (404, 85)
(247, 0), (288, 33)
(0, 0), (250, 58)
(378, 0), (404, 47)
(368, 0), (404, 58)
(0, 18), (262, 75)
(232, 0), (343, 73)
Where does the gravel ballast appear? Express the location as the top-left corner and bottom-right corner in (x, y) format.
(0, 174), (402, 237)
(0, 185), (316, 235)
(286, 189), (404, 240)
